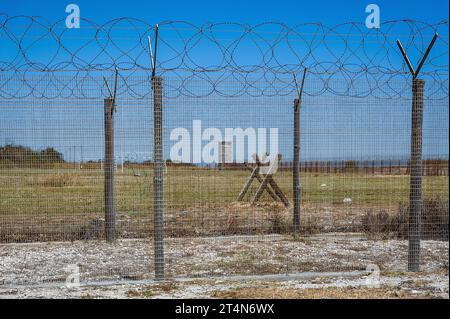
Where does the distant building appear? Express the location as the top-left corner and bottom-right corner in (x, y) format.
(218, 141), (232, 169)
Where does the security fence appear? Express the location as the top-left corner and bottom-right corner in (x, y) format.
(0, 16), (448, 286)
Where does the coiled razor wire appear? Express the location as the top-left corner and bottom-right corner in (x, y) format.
(0, 14), (448, 99)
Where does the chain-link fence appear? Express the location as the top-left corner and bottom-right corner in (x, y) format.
(0, 16), (448, 286)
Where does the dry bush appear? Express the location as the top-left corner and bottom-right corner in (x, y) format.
(362, 198), (449, 240)
(268, 211), (286, 233)
(361, 210), (396, 239)
(226, 213), (244, 235)
(300, 216), (323, 235)
(77, 219), (105, 240)
(401, 198), (449, 240)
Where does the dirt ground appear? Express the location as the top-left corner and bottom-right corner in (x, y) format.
(0, 234), (448, 298)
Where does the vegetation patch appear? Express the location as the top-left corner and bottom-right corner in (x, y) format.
(362, 198), (449, 240)
(0, 144), (64, 168)
(211, 286), (434, 299)
(127, 281), (179, 298)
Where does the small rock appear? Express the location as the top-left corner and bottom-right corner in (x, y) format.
(179, 211), (189, 217)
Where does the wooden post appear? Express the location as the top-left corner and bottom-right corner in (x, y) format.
(237, 157), (278, 202)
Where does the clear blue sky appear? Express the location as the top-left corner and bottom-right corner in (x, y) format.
(1, 0), (448, 25)
(0, 0), (448, 163)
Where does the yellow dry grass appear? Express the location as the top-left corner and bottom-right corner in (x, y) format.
(210, 286), (433, 299)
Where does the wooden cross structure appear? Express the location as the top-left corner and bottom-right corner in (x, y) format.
(236, 153), (289, 207)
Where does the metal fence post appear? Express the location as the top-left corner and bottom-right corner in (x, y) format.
(408, 78), (425, 271)
(104, 97), (116, 242)
(293, 98), (301, 235)
(152, 76), (165, 280)
(396, 33), (437, 271)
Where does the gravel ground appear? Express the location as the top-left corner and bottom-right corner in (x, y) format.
(0, 272), (448, 299)
(0, 234), (448, 298)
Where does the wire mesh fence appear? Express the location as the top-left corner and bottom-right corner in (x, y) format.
(0, 16), (448, 286)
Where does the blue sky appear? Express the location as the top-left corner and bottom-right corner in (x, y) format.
(1, 0), (448, 25)
(0, 1), (448, 163)
(1, 0), (448, 75)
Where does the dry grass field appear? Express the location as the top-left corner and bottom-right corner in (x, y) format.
(0, 166), (448, 242)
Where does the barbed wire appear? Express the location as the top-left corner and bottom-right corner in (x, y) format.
(0, 14), (448, 99)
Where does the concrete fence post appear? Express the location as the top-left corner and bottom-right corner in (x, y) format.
(152, 76), (165, 280)
(408, 78), (425, 271)
(104, 97), (116, 242)
(293, 98), (301, 235)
